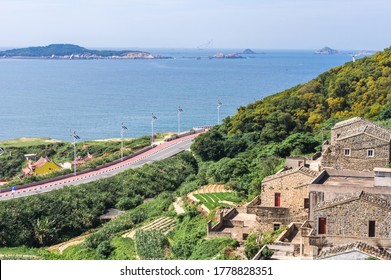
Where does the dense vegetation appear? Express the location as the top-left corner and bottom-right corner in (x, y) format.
(0, 152), (197, 247)
(0, 44), (143, 57)
(134, 230), (168, 259)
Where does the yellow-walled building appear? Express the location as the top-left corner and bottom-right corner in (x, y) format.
(22, 156), (62, 176)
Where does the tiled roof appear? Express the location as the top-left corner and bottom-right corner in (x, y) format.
(332, 117), (364, 129)
(33, 156), (50, 168)
(317, 241), (391, 260)
(315, 191), (391, 211)
(333, 117), (391, 142)
(263, 166), (319, 183)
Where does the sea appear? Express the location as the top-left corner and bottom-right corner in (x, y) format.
(0, 49), (354, 142)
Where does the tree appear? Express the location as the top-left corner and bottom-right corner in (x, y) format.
(33, 217), (57, 246)
(191, 129), (226, 161)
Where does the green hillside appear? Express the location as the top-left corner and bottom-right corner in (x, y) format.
(191, 47), (391, 197)
(227, 47), (391, 135)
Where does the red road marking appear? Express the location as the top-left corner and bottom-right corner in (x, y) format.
(1, 133), (201, 198)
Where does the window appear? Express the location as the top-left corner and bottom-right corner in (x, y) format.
(369, 221), (376, 237)
(343, 148), (351, 156)
(367, 149), (374, 157)
(274, 193), (281, 207)
(318, 217), (327, 234)
(336, 133), (341, 138)
(273, 224), (280, 231)
(304, 198), (310, 209)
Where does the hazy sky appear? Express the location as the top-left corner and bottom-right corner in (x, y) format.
(0, 0), (390, 50)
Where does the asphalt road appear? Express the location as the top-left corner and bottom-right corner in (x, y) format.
(0, 133), (198, 201)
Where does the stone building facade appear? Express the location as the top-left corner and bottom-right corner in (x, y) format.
(321, 117), (391, 171)
(248, 166), (319, 231)
(312, 191), (391, 248)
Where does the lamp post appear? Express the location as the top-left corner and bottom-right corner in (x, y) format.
(151, 113), (157, 145)
(217, 100), (222, 125)
(70, 130), (80, 176)
(177, 106), (183, 134)
(120, 122), (128, 161)
(0, 147), (5, 156)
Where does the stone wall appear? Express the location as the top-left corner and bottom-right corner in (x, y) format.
(255, 206), (290, 232)
(309, 186), (391, 221)
(285, 157), (306, 169)
(330, 119), (370, 144)
(322, 133), (390, 171)
(207, 208), (238, 233)
(313, 198), (391, 239)
(324, 117), (391, 172)
(207, 231), (232, 238)
(261, 171), (313, 218)
(224, 220), (244, 228)
(246, 196), (261, 214)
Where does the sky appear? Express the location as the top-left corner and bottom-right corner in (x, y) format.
(0, 0), (390, 50)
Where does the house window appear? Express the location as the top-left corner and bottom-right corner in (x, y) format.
(343, 148), (351, 156)
(304, 198), (310, 209)
(368, 221), (376, 237)
(274, 193), (281, 207)
(367, 149), (374, 157)
(273, 224), (280, 231)
(318, 217), (327, 234)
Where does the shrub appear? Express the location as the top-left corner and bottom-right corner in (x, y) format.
(134, 230), (168, 260)
(97, 240), (113, 258)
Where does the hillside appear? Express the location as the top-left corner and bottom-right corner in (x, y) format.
(191, 46), (391, 197)
(225, 47), (391, 135)
(0, 44), (170, 59)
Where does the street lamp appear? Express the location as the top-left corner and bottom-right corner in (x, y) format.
(217, 100), (222, 125)
(151, 113), (157, 145)
(120, 122), (128, 161)
(70, 130), (80, 176)
(177, 106), (183, 134)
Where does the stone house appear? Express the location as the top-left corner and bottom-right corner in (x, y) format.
(321, 117), (391, 171)
(247, 166), (319, 231)
(307, 167), (391, 251)
(309, 168), (391, 219)
(312, 191), (391, 248)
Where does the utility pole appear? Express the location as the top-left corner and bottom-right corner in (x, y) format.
(177, 106), (183, 134)
(120, 122), (128, 161)
(217, 100), (222, 125)
(70, 130), (80, 176)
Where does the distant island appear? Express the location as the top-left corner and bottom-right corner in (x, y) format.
(209, 52), (244, 59)
(0, 44), (172, 59)
(242, 49), (256, 54)
(314, 46), (339, 55)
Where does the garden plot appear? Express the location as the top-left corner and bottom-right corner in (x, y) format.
(122, 217), (176, 239)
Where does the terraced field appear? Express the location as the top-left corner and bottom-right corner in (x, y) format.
(193, 192), (242, 210)
(122, 217), (176, 239)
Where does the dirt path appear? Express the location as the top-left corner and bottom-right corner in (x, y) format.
(48, 234), (90, 254)
(173, 197), (185, 214)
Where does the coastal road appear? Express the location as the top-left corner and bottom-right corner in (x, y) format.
(0, 133), (200, 201)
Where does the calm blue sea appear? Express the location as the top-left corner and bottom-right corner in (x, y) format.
(0, 49), (353, 141)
